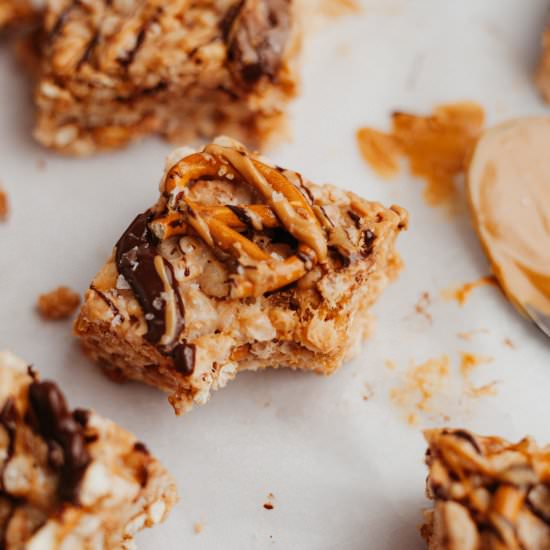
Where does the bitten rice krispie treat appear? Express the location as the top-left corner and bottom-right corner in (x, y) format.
(0, 351), (177, 549)
(33, 0), (300, 155)
(75, 137), (408, 413)
(422, 428), (550, 549)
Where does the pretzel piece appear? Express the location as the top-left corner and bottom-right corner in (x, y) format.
(156, 144), (330, 296)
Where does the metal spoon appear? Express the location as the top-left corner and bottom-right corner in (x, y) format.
(526, 306), (550, 339)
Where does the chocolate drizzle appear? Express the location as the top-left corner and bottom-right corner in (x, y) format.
(227, 205), (254, 232)
(115, 212), (191, 372)
(115, 212), (168, 344)
(27, 382), (91, 503)
(448, 429), (482, 455)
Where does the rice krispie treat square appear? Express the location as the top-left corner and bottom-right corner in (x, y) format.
(423, 428), (550, 550)
(75, 137), (408, 413)
(0, 351), (177, 549)
(33, 0), (301, 155)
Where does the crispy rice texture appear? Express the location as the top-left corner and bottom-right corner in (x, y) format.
(32, 0), (301, 155)
(0, 351), (177, 549)
(423, 428), (550, 550)
(74, 137), (408, 414)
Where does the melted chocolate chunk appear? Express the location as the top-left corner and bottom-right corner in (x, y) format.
(116, 212), (183, 345)
(0, 398), (18, 461)
(27, 382), (91, 503)
(223, 0), (291, 86)
(172, 343), (196, 376)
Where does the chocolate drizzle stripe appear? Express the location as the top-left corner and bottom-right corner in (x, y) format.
(90, 285), (121, 318)
(449, 429), (483, 455)
(227, 204), (254, 231)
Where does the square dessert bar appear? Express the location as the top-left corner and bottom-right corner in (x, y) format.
(423, 429), (550, 550)
(33, 0), (300, 155)
(0, 351), (177, 549)
(75, 137), (408, 413)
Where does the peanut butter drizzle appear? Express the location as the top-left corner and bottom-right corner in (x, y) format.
(357, 102), (485, 207)
(468, 118), (550, 316)
(441, 275), (498, 307)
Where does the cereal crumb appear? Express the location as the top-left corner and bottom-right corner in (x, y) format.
(37, 286), (81, 320)
(194, 522), (203, 534)
(413, 291), (432, 323)
(362, 382), (374, 401)
(0, 188), (9, 222)
(503, 338), (515, 349)
(263, 493), (275, 510)
(457, 328), (490, 341)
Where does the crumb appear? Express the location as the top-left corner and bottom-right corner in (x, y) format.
(503, 338), (515, 349)
(441, 275), (498, 306)
(319, 0), (361, 18)
(263, 493), (275, 510)
(193, 522), (203, 534)
(356, 102), (485, 208)
(389, 352), (497, 425)
(384, 360), (397, 371)
(457, 328), (490, 340)
(37, 286), (81, 320)
(459, 352), (496, 398)
(0, 187), (9, 222)
(467, 382), (498, 398)
(389, 356), (450, 414)
(36, 158), (47, 171)
(413, 291), (432, 323)
(362, 382), (374, 401)
(459, 352), (493, 377)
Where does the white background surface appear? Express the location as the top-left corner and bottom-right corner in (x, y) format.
(1, 1), (550, 548)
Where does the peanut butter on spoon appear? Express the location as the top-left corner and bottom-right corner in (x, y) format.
(468, 117), (550, 318)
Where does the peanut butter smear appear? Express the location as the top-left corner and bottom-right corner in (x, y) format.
(468, 118), (550, 316)
(357, 102), (485, 207)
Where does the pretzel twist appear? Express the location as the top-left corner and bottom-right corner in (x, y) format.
(155, 146), (329, 297)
